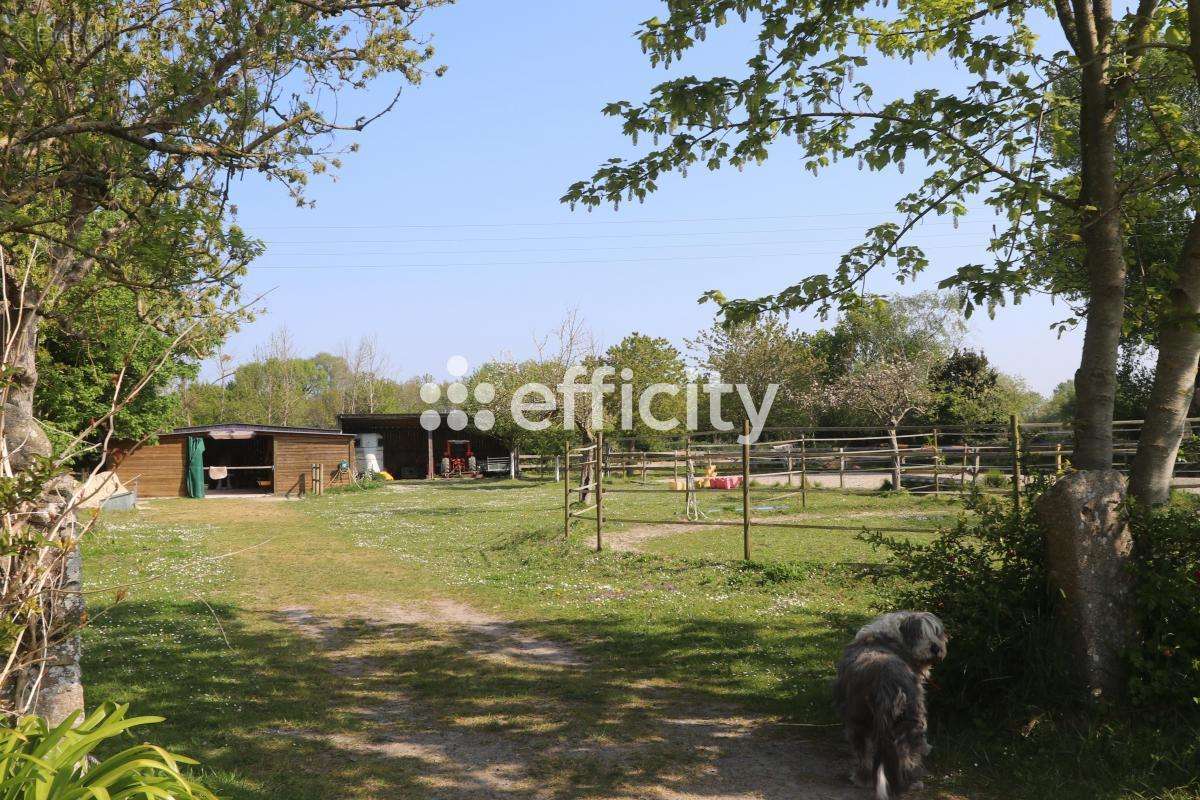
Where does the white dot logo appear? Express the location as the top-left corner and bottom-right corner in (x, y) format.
(419, 355), (495, 433)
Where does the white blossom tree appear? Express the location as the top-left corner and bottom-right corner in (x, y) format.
(825, 358), (933, 491)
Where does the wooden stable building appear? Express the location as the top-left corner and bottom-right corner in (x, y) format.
(110, 424), (356, 498)
(338, 413), (511, 479)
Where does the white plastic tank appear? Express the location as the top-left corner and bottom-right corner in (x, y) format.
(356, 449), (384, 473)
(357, 432), (382, 449)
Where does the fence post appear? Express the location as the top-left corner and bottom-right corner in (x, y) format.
(596, 430), (604, 551)
(742, 419), (751, 561)
(555, 455), (561, 483)
(683, 435), (691, 514)
(787, 453), (794, 487)
(1055, 442), (1063, 474)
(641, 451), (647, 484)
(799, 433), (808, 508)
(563, 447), (570, 540)
(839, 446), (846, 489)
(509, 452), (516, 480)
(1010, 414), (1022, 512)
(932, 428), (940, 497)
(961, 440), (968, 492)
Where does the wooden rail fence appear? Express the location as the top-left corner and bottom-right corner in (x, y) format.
(550, 415), (1200, 559)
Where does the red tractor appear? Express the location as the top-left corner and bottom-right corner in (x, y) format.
(440, 439), (478, 477)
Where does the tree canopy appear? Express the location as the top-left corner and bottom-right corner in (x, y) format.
(565, 0), (1200, 503)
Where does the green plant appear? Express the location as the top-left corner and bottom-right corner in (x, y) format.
(982, 469), (1009, 488)
(0, 703), (214, 800)
(326, 473), (388, 495)
(863, 490), (1070, 714)
(1127, 505), (1200, 707)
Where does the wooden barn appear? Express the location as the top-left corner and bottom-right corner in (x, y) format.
(338, 413), (512, 479)
(110, 424), (356, 498)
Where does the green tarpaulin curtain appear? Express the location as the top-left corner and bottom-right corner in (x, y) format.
(186, 436), (206, 499)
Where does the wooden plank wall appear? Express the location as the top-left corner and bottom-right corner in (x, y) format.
(273, 435), (356, 497)
(111, 436), (186, 497)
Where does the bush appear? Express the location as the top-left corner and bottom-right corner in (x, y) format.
(862, 488), (1070, 714)
(867, 482), (1200, 716)
(0, 702), (214, 800)
(981, 469), (1009, 488)
(326, 472), (389, 495)
(1127, 504), (1200, 708)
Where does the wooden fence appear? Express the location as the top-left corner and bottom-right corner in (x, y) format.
(551, 416), (1200, 558)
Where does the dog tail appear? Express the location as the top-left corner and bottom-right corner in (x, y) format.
(872, 688), (906, 799)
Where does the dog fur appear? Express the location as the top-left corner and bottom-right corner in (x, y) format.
(833, 611), (947, 799)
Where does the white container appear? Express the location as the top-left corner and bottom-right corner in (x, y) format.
(357, 433), (382, 449)
(356, 452), (385, 473)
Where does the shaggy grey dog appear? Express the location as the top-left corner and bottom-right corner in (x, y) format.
(833, 611), (948, 799)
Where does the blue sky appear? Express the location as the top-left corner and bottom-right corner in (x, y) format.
(224, 1), (1082, 394)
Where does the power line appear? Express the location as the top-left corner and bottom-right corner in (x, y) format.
(260, 220), (995, 246)
(247, 208), (993, 231)
(250, 242), (985, 270)
(253, 231), (989, 259)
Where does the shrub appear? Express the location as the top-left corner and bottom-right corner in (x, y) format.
(862, 488), (1070, 714)
(981, 469), (1009, 488)
(0, 702), (214, 800)
(867, 482), (1200, 716)
(327, 473), (388, 495)
(1127, 504), (1200, 708)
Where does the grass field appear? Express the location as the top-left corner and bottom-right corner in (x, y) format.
(81, 479), (1198, 800)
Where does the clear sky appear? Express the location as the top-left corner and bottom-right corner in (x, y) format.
(224, 1), (1082, 394)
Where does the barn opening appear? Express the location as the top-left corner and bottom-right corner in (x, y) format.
(197, 429), (275, 496)
(338, 413), (512, 479)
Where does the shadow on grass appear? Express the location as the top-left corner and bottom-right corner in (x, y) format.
(84, 601), (432, 800)
(83, 597), (1194, 800)
(84, 599), (861, 800)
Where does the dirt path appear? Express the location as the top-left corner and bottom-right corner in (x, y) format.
(274, 598), (861, 800)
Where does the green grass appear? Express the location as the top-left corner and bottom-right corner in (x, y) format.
(80, 480), (1199, 800)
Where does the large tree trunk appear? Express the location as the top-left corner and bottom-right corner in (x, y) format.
(1, 295), (86, 724)
(1036, 470), (1135, 701)
(1071, 24), (1127, 471)
(1130, 219), (1200, 506)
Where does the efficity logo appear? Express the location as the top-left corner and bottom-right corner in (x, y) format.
(419, 356), (496, 433)
(419, 355), (779, 443)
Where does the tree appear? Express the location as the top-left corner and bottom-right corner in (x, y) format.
(926, 349), (1042, 428)
(35, 283), (203, 461)
(337, 335), (394, 415)
(563, 0), (1200, 505)
(829, 293), (966, 369)
(0, 0), (444, 720)
(825, 358), (934, 490)
(600, 333), (688, 448)
(688, 313), (821, 428)
(1041, 380), (1079, 423)
(467, 310), (599, 460)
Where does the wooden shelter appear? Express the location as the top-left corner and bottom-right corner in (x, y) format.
(338, 413), (511, 479)
(110, 424), (356, 498)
